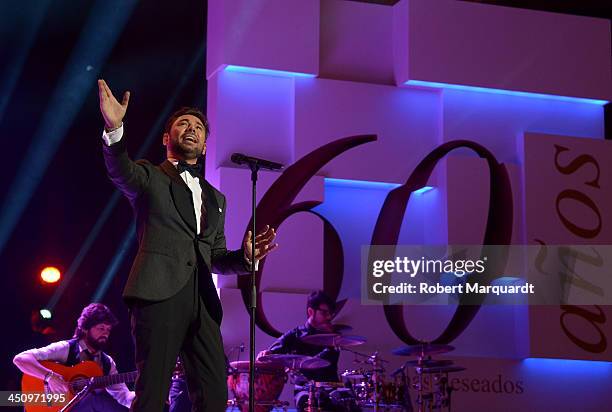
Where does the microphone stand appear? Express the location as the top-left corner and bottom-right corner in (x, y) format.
(230, 152), (283, 412)
(248, 161), (259, 412)
(59, 379), (93, 412)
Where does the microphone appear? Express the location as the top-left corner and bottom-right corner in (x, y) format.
(231, 153), (284, 171)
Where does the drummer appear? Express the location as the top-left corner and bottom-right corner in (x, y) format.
(260, 290), (340, 383)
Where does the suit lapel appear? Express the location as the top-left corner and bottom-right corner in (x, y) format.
(160, 160), (197, 234)
(200, 179), (220, 238)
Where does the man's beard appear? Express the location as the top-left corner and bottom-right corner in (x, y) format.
(170, 137), (201, 160)
(86, 334), (108, 351)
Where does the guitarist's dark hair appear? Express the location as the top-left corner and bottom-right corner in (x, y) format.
(73, 303), (119, 338)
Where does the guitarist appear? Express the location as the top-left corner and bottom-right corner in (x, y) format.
(13, 303), (135, 411)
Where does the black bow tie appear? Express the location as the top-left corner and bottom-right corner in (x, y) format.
(177, 160), (202, 177)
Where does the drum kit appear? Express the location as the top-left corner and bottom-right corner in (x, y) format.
(226, 332), (465, 412)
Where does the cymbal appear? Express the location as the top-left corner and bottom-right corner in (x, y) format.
(416, 365), (466, 374)
(258, 354), (331, 370)
(300, 334), (367, 347)
(403, 359), (454, 367)
(392, 343), (455, 357)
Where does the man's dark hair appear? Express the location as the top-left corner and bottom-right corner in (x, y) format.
(164, 107), (210, 140)
(306, 290), (336, 313)
(73, 303), (119, 339)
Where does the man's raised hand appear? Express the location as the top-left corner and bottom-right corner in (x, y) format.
(97, 79), (130, 130)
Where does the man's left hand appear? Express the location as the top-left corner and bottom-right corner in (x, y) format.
(244, 225), (278, 265)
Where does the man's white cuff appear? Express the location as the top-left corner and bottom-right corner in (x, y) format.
(102, 123), (124, 146)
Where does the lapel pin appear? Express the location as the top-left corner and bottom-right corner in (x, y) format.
(218, 207), (222, 213)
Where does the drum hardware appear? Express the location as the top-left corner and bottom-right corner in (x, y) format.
(302, 380), (359, 412)
(345, 348), (404, 409)
(412, 364), (464, 412)
(392, 342), (465, 412)
(342, 347), (389, 367)
(403, 359), (454, 368)
(307, 381), (317, 412)
(227, 343), (246, 362)
(338, 348), (413, 411)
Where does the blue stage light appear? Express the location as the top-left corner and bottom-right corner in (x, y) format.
(225, 65), (316, 78)
(405, 80), (608, 106)
(324, 179), (435, 196)
(324, 178), (401, 191)
(413, 186), (434, 195)
(522, 358), (612, 377)
(0, 0), (138, 256)
(91, 223), (135, 302)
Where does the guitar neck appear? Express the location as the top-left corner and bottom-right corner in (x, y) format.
(89, 370), (138, 388)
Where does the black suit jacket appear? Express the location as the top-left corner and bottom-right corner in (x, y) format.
(102, 139), (248, 302)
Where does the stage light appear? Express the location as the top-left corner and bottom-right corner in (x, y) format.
(31, 309), (55, 335)
(40, 266), (61, 283)
(39, 309), (52, 319)
(325, 178), (401, 191)
(225, 65), (316, 78)
(324, 179), (435, 196)
(405, 79), (608, 105)
(522, 358), (612, 376)
(413, 186), (434, 195)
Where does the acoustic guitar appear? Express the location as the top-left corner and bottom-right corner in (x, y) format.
(21, 360), (137, 412)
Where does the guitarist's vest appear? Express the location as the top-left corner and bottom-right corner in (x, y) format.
(65, 338), (111, 376)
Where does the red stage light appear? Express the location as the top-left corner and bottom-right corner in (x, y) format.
(40, 266), (61, 283)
